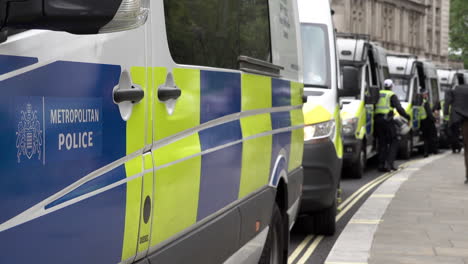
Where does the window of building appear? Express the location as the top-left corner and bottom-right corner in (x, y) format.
(164, 0), (271, 69)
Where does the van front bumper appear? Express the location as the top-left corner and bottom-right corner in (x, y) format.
(300, 139), (342, 214)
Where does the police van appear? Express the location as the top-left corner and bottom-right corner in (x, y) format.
(437, 68), (466, 147)
(387, 54), (441, 158)
(0, 1), (305, 263)
(298, 0), (343, 235)
(437, 69), (466, 91)
(437, 68), (466, 117)
(336, 34), (384, 178)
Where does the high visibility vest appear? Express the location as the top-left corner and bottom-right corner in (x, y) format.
(375, 90), (395, 115)
(443, 101), (451, 121)
(420, 99), (428, 120)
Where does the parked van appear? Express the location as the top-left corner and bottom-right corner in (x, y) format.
(438, 69), (466, 92)
(463, 70), (468, 84)
(298, 0), (342, 235)
(0, 1), (305, 263)
(437, 68), (466, 147)
(336, 34), (383, 178)
(387, 55), (441, 157)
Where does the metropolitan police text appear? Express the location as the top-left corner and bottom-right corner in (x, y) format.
(50, 108), (99, 151)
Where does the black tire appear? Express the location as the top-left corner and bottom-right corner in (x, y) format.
(309, 197), (337, 236)
(399, 134), (413, 160)
(259, 204), (285, 264)
(350, 146), (365, 179)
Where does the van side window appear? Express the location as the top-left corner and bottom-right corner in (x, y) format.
(239, 0), (271, 62)
(430, 78), (439, 105)
(164, 0), (271, 69)
(412, 77), (419, 105)
(365, 65), (370, 87)
(383, 66), (390, 80)
(367, 50), (378, 86)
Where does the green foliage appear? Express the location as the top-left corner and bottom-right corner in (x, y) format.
(450, 0), (468, 68)
(164, 0), (271, 69)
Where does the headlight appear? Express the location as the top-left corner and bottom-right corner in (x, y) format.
(342, 117), (358, 135)
(304, 120), (335, 141)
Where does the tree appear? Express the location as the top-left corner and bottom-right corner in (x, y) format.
(450, 0), (468, 68)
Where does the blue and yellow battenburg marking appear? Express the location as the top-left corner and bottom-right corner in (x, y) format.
(121, 67), (304, 260)
(0, 61), (127, 264)
(0, 59), (304, 264)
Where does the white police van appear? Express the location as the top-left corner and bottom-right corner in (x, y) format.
(0, 1), (305, 263)
(387, 54), (441, 157)
(337, 34), (385, 178)
(297, 0), (343, 235)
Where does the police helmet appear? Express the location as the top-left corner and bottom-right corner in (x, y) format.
(384, 79), (393, 89)
(394, 115), (410, 135)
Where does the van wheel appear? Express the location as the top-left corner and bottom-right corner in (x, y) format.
(309, 197), (337, 236)
(259, 204), (284, 264)
(350, 147), (365, 179)
(399, 134), (413, 160)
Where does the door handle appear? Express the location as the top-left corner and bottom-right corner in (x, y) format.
(113, 70), (144, 121)
(158, 85), (181, 102)
(113, 86), (144, 104)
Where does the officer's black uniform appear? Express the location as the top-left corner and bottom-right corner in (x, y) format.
(374, 89), (411, 172)
(420, 96), (439, 157)
(444, 89), (462, 152)
(452, 85), (468, 184)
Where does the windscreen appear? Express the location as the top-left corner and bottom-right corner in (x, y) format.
(392, 78), (410, 101)
(301, 23), (330, 88)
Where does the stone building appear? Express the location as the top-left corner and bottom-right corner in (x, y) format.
(331, 0), (450, 65)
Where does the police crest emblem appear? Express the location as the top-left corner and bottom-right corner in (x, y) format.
(16, 103), (42, 163)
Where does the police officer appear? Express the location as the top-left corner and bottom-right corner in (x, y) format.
(375, 79), (411, 172)
(452, 85), (468, 184)
(444, 89), (462, 153)
(420, 89), (439, 157)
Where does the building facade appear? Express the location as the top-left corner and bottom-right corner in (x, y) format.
(331, 0), (450, 65)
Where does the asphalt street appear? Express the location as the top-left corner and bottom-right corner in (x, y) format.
(287, 154), (425, 264)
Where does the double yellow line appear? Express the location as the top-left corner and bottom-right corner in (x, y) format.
(288, 169), (401, 264)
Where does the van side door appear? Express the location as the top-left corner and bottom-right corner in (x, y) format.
(0, 27), (151, 264)
(144, 0), (289, 263)
(363, 64), (375, 148)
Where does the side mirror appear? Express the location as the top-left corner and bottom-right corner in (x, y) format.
(365, 86), (380, 104)
(339, 66), (361, 97)
(0, 0), (148, 34)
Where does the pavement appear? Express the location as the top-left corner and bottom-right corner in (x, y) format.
(325, 151), (468, 264)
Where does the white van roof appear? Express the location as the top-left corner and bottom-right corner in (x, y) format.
(387, 54), (417, 76)
(337, 35), (369, 63)
(438, 69), (468, 86)
(437, 69), (453, 85)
